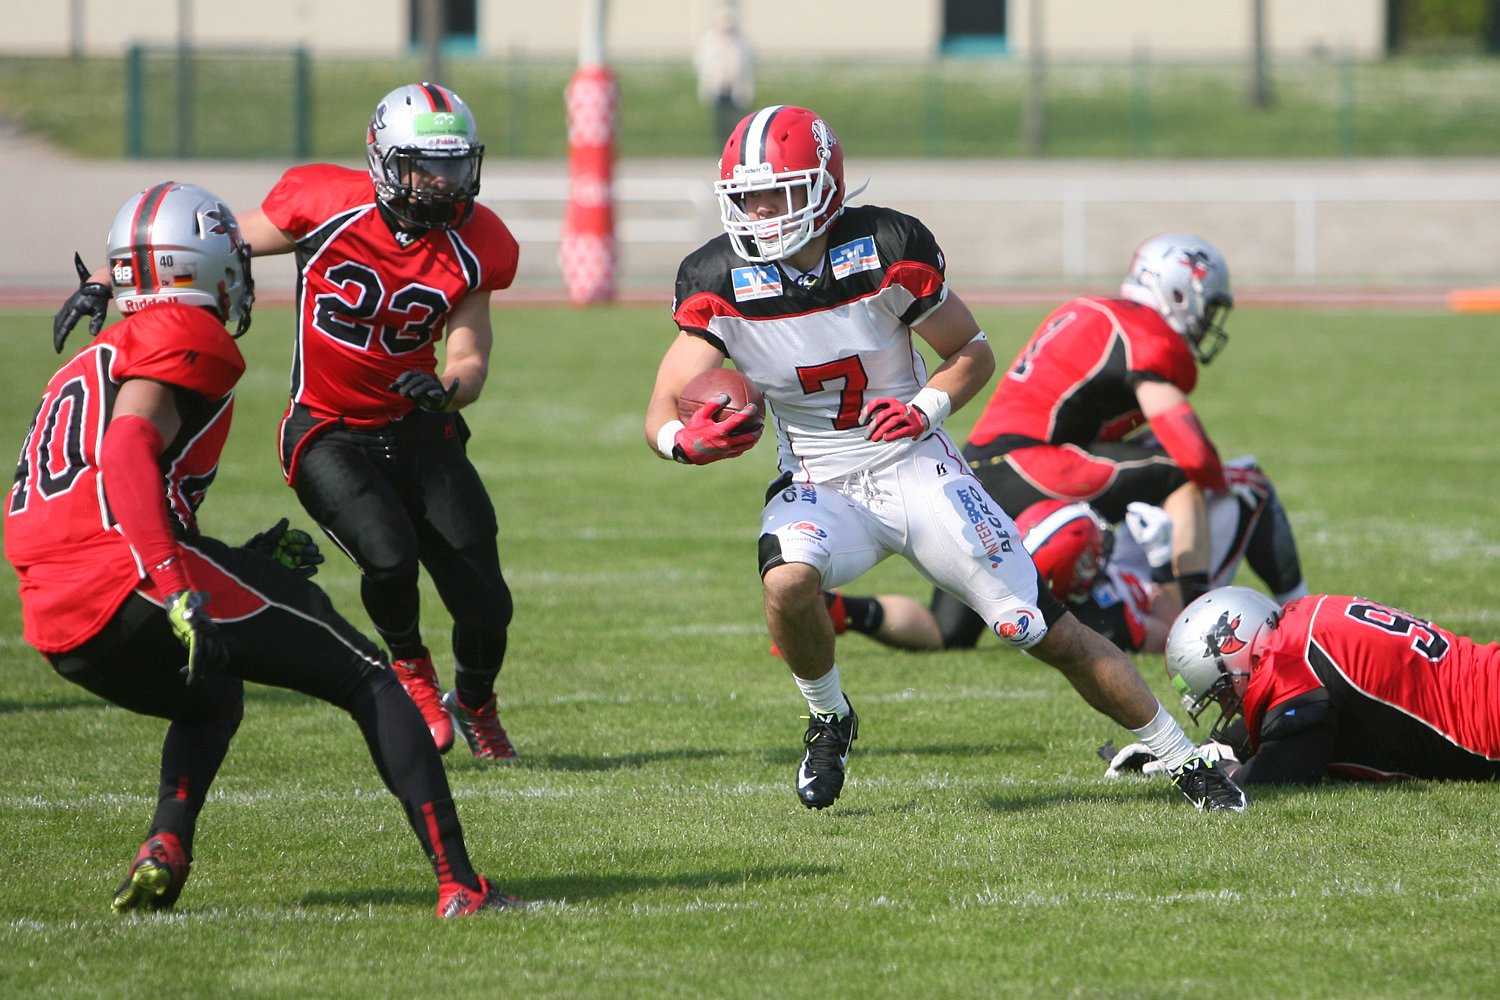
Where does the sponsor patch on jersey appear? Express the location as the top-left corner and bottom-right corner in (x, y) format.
(993, 608), (1039, 648)
(829, 236), (880, 281)
(731, 265), (783, 301)
(1091, 583), (1122, 608)
(790, 521), (827, 539)
(954, 484), (1014, 567)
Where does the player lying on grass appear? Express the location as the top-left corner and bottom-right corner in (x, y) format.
(8, 182), (520, 918)
(1103, 587), (1500, 785)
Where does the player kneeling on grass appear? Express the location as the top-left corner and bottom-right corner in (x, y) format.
(6, 182), (520, 918)
(644, 105), (1247, 814)
(1103, 587), (1500, 785)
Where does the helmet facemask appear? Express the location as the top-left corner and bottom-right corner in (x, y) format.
(372, 143), (483, 230)
(1173, 670), (1244, 743)
(366, 84), (484, 232)
(716, 162), (839, 263)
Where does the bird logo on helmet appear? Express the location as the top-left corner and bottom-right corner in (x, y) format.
(1119, 232), (1234, 364)
(1205, 611), (1250, 658)
(105, 181), (255, 337)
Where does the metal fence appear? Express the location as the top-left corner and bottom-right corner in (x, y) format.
(124, 46), (312, 158)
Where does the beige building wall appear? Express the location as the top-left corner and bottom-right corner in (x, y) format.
(1012, 1), (1383, 59)
(4, 1), (1383, 60)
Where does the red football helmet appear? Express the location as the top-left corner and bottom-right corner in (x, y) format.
(1016, 500), (1111, 602)
(715, 105), (847, 262)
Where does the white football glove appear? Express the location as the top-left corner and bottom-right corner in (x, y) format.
(1124, 502), (1174, 571)
(1103, 739), (1239, 779)
(1103, 741), (1159, 778)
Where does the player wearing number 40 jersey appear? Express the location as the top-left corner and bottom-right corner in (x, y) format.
(8, 181), (519, 916)
(234, 82), (522, 761)
(1165, 588), (1500, 785)
(644, 104), (1246, 814)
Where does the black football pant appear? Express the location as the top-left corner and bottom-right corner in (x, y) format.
(47, 536), (477, 887)
(285, 407), (512, 706)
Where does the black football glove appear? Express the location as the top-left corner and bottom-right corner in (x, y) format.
(166, 590), (230, 684)
(53, 253), (111, 354)
(390, 370), (458, 413)
(242, 517), (325, 578)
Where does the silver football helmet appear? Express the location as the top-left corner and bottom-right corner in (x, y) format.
(105, 181), (254, 337)
(1119, 232), (1233, 363)
(366, 82), (484, 230)
(1165, 586), (1281, 737)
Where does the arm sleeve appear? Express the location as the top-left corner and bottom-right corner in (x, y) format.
(1237, 690), (1336, 785)
(100, 414), (192, 595)
(1146, 401), (1227, 491)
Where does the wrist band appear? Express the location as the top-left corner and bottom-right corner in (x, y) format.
(910, 386), (952, 427)
(655, 420), (686, 460)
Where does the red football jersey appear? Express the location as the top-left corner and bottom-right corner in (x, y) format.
(967, 296), (1199, 448)
(1244, 594), (1500, 764)
(5, 305), (244, 652)
(260, 164), (519, 423)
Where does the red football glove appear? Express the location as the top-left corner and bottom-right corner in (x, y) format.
(673, 395), (762, 464)
(859, 397), (930, 442)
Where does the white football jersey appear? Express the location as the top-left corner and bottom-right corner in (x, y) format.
(672, 205), (949, 481)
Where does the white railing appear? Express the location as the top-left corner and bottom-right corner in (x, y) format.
(480, 160), (1500, 293)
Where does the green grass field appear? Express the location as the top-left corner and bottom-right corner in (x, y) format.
(1, 301), (1498, 998)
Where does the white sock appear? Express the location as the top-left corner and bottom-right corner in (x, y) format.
(795, 665), (850, 719)
(1129, 703), (1197, 772)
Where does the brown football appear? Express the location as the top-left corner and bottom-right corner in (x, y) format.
(677, 367), (765, 433)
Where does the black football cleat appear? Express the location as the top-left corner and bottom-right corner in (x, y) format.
(1171, 755), (1249, 812)
(796, 699), (858, 809)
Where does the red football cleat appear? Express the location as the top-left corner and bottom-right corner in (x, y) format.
(392, 651), (455, 754)
(442, 691), (517, 761)
(112, 832), (191, 913)
(437, 876), (526, 918)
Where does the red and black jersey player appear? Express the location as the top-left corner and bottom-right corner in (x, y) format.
(1167, 587), (1500, 785)
(7, 182), (521, 917)
(929, 233), (1245, 649)
(233, 82), (522, 761)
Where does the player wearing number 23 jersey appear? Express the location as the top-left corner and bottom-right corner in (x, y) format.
(259, 162), (517, 425)
(236, 83), (524, 760)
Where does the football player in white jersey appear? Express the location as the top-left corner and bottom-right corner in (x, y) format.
(644, 106), (1247, 813)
